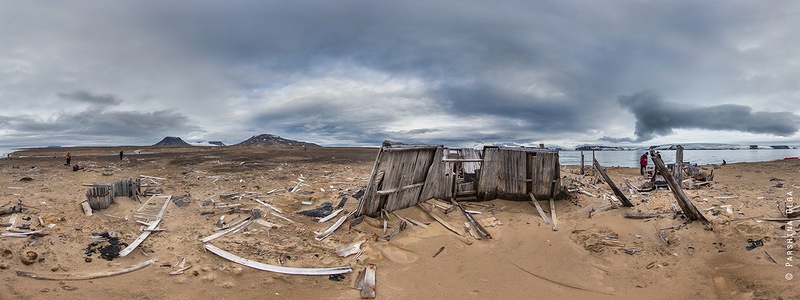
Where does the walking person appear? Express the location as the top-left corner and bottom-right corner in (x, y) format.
(119, 150), (124, 160)
(639, 152), (648, 176)
(65, 151), (71, 166)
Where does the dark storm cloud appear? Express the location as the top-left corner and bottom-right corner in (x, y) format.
(57, 90), (123, 106)
(2, 109), (198, 145)
(616, 90), (800, 142)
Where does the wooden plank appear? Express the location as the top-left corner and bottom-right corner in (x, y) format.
(376, 182), (425, 196)
(549, 197), (558, 231)
(592, 159), (634, 207)
(529, 194), (551, 224)
(650, 151), (708, 223)
(16, 259), (156, 281)
(315, 212), (352, 241)
(204, 244), (352, 275)
(119, 195), (171, 257)
(442, 158), (484, 162)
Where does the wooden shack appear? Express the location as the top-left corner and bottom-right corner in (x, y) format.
(355, 142), (562, 217)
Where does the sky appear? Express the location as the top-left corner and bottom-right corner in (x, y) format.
(1, 0), (799, 149)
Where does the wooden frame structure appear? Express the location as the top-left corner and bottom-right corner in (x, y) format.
(356, 142), (562, 217)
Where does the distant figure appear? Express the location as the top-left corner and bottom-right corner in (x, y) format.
(639, 152), (648, 176)
(722, 159), (726, 165)
(303, 144), (307, 151)
(119, 150), (124, 160)
(65, 151), (71, 166)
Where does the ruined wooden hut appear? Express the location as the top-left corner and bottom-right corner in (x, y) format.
(355, 142), (562, 217)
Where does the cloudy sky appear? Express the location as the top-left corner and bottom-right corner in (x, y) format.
(1, 1), (799, 149)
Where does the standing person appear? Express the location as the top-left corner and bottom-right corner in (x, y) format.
(639, 152), (648, 176)
(65, 151), (71, 166)
(119, 150), (124, 160)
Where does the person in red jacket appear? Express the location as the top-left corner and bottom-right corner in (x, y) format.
(639, 152), (648, 175)
(65, 151), (71, 166)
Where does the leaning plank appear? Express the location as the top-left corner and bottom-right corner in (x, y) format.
(204, 244), (351, 275)
(453, 200), (491, 239)
(650, 151), (708, 223)
(16, 259), (156, 281)
(529, 194), (551, 225)
(81, 202), (93, 216)
(593, 159), (634, 207)
(417, 204), (464, 236)
(118, 195), (172, 257)
(200, 219), (252, 243)
(139, 175), (166, 180)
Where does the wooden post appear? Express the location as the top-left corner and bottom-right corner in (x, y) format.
(591, 150), (596, 175)
(674, 145), (683, 183)
(592, 158), (634, 207)
(650, 150), (708, 223)
(356, 146), (384, 217)
(580, 151), (584, 175)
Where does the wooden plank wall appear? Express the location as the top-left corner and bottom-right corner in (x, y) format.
(477, 147), (560, 201)
(357, 145), (441, 216)
(529, 152), (560, 200)
(477, 147), (527, 201)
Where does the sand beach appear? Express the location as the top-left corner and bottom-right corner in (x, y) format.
(1, 146), (798, 299)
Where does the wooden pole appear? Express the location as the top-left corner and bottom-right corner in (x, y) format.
(356, 146), (384, 217)
(591, 150), (596, 175)
(592, 158), (634, 207)
(674, 145), (683, 183)
(580, 151), (584, 175)
(650, 150), (708, 223)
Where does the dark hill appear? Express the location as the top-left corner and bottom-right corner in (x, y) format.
(153, 136), (191, 146)
(234, 134), (320, 147)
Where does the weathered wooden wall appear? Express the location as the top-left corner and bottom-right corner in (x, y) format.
(476, 147), (560, 201)
(356, 145), (443, 217)
(529, 151), (560, 200)
(356, 143), (562, 217)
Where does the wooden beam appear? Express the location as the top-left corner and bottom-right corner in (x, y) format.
(650, 150), (708, 223)
(592, 159), (634, 207)
(529, 194), (551, 224)
(119, 195), (172, 257)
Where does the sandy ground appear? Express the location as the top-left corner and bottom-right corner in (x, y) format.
(0, 146), (798, 300)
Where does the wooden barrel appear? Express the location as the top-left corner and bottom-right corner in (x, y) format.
(86, 186), (113, 210)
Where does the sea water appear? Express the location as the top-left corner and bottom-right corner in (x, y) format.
(559, 149), (800, 168)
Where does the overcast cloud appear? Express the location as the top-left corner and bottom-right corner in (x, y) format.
(1, 1), (799, 149)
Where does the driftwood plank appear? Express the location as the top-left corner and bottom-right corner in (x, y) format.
(593, 159), (634, 207)
(650, 151), (708, 223)
(16, 259), (156, 281)
(417, 204), (464, 236)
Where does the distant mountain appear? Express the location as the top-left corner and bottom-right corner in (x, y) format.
(234, 134), (320, 147)
(153, 136), (191, 146)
